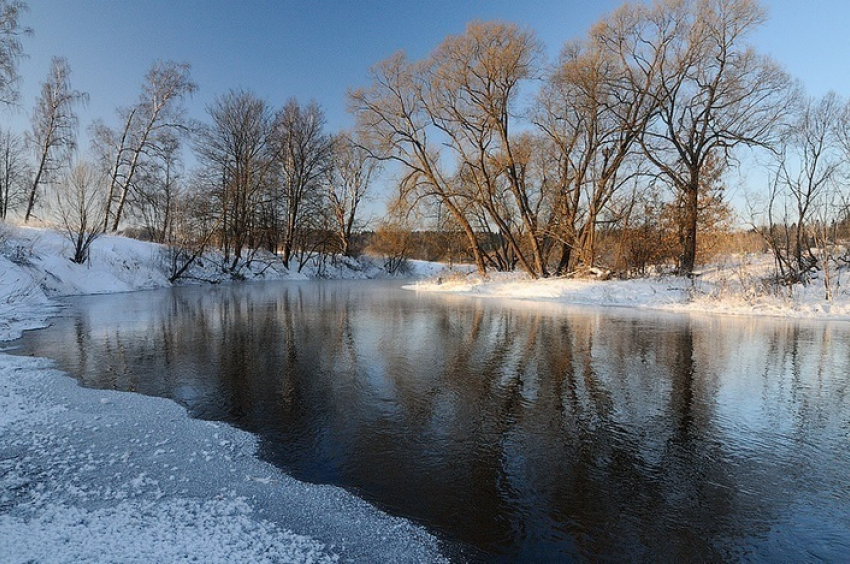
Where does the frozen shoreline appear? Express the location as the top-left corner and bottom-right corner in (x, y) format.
(0, 224), (445, 341)
(0, 226), (448, 563)
(0, 354), (447, 563)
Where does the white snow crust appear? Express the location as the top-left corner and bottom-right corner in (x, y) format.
(0, 355), (446, 563)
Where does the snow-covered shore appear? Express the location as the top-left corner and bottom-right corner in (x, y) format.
(0, 224), (444, 341)
(0, 225), (448, 563)
(405, 255), (850, 321)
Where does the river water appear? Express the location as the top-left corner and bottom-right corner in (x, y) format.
(10, 280), (850, 561)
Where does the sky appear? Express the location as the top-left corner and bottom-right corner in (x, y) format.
(0, 0), (611, 133)
(3, 0), (850, 210)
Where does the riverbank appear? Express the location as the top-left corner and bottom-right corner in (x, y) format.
(405, 255), (850, 321)
(0, 225), (448, 562)
(2, 224), (848, 561)
(0, 224), (445, 341)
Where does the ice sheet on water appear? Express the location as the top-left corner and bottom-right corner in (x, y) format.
(0, 353), (448, 563)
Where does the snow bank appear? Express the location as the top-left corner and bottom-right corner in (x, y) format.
(405, 255), (850, 321)
(1, 226), (174, 341)
(0, 224), (448, 339)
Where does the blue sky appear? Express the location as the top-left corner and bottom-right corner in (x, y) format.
(9, 1), (848, 133)
(7, 0), (629, 132)
(3, 0), (849, 211)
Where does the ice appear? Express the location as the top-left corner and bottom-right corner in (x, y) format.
(0, 354), (447, 562)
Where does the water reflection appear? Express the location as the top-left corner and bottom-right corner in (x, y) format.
(12, 281), (850, 561)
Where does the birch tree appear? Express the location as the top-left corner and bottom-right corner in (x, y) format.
(97, 60), (196, 231)
(0, 0), (28, 106)
(24, 56), (87, 222)
(0, 127), (25, 218)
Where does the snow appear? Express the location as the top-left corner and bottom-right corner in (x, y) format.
(405, 254), (850, 321)
(0, 224), (448, 563)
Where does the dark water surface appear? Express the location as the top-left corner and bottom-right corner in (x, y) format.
(10, 281), (850, 561)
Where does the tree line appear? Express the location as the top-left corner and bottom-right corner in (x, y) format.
(0, 48), (376, 274)
(2, 0), (850, 283)
(351, 0), (804, 278)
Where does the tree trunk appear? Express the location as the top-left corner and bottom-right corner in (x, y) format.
(24, 145), (50, 223)
(444, 199), (486, 277)
(679, 182), (699, 275)
(102, 109), (135, 232)
(555, 242), (572, 276)
(24, 173), (41, 223)
(527, 229), (547, 278)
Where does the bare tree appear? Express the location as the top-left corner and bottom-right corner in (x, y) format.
(97, 60), (196, 232)
(53, 160), (104, 264)
(780, 93), (842, 270)
(194, 89), (275, 271)
(636, 0), (794, 275)
(535, 22), (660, 274)
(370, 199), (414, 275)
(327, 130), (379, 257)
(133, 133), (182, 242)
(837, 98), (850, 164)
(269, 98), (334, 267)
(0, 127), (26, 218)
(0, 0), (29, 106)
(163, 174), (222, 283)
(351, 3), (793, 278)
(24, 56), (87, 222)
(757, 92), (843, 284)
(350, 44), (501, 276)
(426, 21), (547, 277)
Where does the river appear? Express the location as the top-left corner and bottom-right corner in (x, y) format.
(11, 280), (850, 561)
